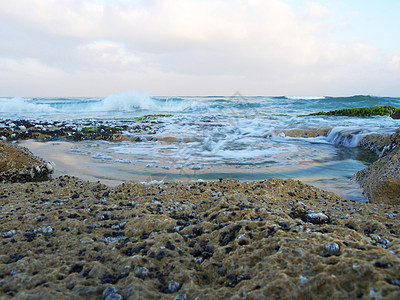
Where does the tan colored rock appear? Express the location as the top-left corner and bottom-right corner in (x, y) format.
(354, 151), (400, 204)
(355, 130), (400, 204)
(0, 141), (54, 183)
(1, 176), (399, 299)
(266, 128), (330, 138)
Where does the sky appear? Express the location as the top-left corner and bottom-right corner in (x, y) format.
(0, 0), (399, 97)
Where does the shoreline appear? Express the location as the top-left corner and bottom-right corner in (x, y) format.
(1, 126), (400, 298)
(18, 139), (367, 202)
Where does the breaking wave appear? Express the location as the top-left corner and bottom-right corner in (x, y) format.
(0, 97), (55, 113)
(0, 91), (198, 114)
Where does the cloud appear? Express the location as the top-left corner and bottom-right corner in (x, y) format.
(77, 41), (141, 71)
(303, 1), (332, 19)
(388, 55), (400, 72)
(0, 0), (398, 96)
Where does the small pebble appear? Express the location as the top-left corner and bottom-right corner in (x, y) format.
(2, 230), (16, 238)
(323, 242), (340, 257)
(103, 287), (120, 300)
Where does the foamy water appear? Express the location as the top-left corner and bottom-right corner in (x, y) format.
(3, 92), (400, 201)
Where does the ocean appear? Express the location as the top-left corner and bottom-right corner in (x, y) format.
(1, 92), (400, 202)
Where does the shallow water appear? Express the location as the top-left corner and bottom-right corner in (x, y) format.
(21, 139), (374, 202)
(5, 93), (400, 202)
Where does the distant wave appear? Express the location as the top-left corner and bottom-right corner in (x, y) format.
(0, 91), (199, 114)
(1, 94), (399, 118)
(285, 96), (326, 100)
(91, 92), (195, 112)
(324, 95), (380, 102)
(0, 97), (55, 113)
(272, 95), (390, 102)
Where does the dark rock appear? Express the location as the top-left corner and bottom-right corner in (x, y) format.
(135, 267), (149, 279)
(102, 274), (118, 284)
(165, 241), (175, 250)
(71, 192), (80, 199)
(225, 274), (251, 288)
(174, 295), (187, 300)
(67, 213), (80, 219)
(374, 261), (392, 268)
(385, 277), (400, 287)
(24, 230), (36, 242)
(6, 254), (25, 264)
(102, 286), (118, 299)
(390, 110), (400, 119)
(156, 251), (165, 260)
(220, 225), (242, 246)
(160, 281), (182, 294)
(140, 232), (150, 239)
(70, 263), (84, 273)
(192, 226), (203, 237)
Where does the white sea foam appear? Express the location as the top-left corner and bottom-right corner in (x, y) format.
(286, 96), (326, 100)
(96, 91), (196, 112)
(0, 91), (198, 116)
(0, 97), (55, 112)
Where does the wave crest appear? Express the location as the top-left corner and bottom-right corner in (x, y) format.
(0, 97), (55, 113)
(98, 91), (196, 112)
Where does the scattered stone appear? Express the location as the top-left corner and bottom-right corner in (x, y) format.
(102, 286), (122, 300)
(161, 281), (182, 294)
(2, 230), (16, 238)
(70, 263), (84, 274)
(135, 267), (149, 279)
(323, 243), (341, 257)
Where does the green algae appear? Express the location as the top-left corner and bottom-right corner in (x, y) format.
(134, 114), (173, 122)
(81, 126), (98, 134)
(300, 105), (400, 117)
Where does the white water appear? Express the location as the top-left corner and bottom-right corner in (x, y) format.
(3, 91), (400, 201)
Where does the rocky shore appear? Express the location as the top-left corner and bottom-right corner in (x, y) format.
(275, 127), (400, 205)
(0, 121), (400, 298)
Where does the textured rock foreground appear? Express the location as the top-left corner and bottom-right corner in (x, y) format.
(1, 176), (399, 299)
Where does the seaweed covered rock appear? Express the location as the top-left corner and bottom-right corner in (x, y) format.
(0, 141), (54, 183)
(355, 130), (400, 204)
(304, 105), (400, 118)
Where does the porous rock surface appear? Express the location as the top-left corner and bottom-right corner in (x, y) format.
(355, 130), (400, 204)
(1, 177), (399, 299)
(0, 141), (54, 183)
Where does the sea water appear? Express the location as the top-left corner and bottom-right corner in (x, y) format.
(2, 92), (400, 201)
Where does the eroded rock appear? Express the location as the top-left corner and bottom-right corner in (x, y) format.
(0, 141), (54, 183)
(355, 130), (400, 204)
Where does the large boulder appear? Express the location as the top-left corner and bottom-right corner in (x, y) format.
(391, 110), (400, 119)
(354, 130), (400, 204)
(0, 141), (54, 183)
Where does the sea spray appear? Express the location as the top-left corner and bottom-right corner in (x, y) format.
(99, 92), (196, 112)
(0, 97), (55, 113)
